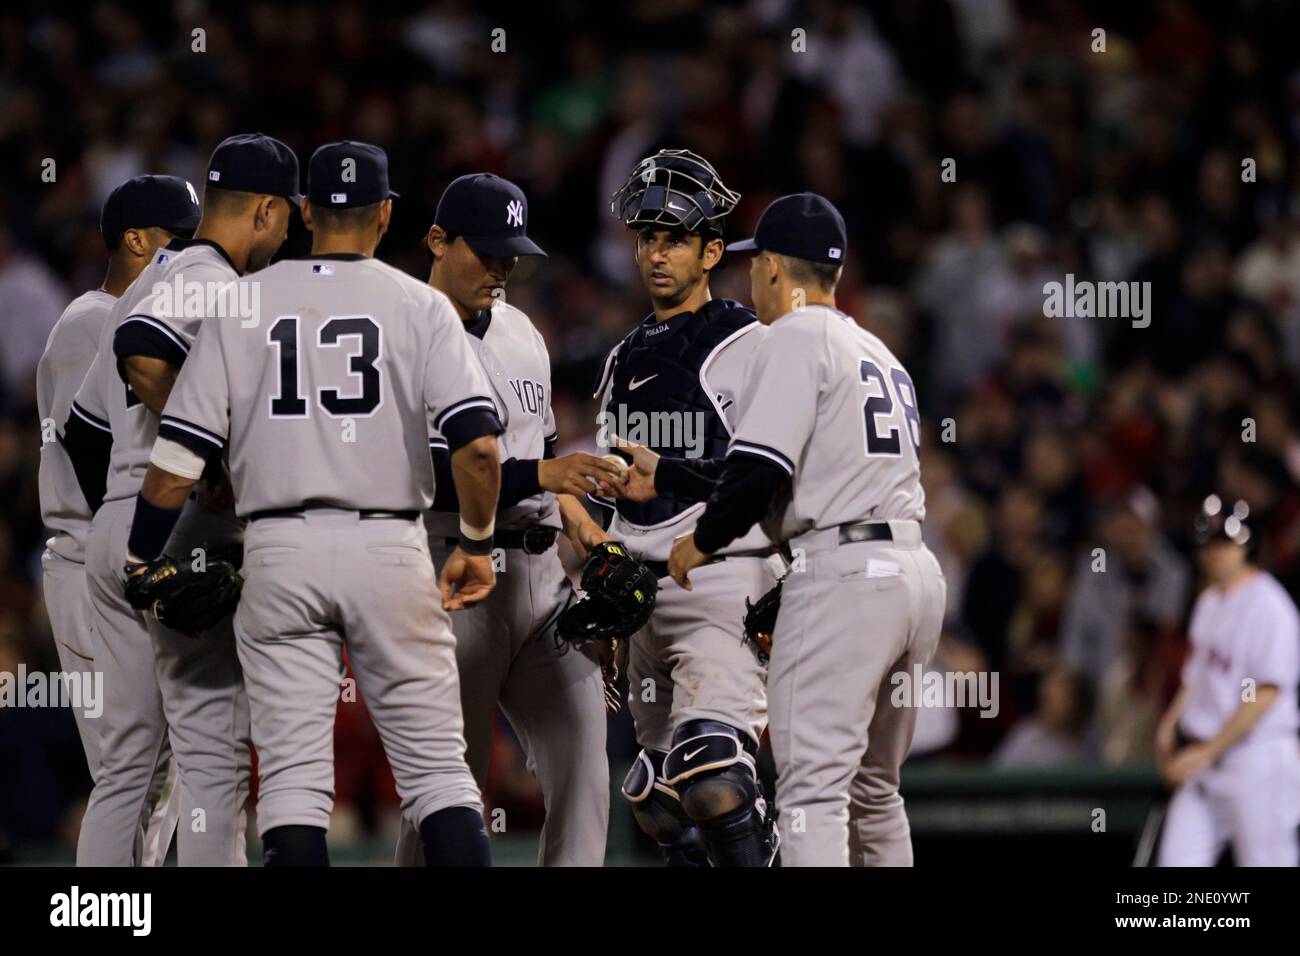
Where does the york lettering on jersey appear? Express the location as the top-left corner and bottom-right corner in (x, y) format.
(508, 378), (545, 417)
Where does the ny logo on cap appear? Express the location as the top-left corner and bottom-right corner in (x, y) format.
(506, 199), (523, 228)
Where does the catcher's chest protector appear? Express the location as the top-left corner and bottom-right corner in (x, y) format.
(605, 299), (756, 527)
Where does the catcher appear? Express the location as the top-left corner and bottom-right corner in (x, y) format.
(580, 149), (781, 867)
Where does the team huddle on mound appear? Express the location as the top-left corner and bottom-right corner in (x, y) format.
(38, 138), (945, 867)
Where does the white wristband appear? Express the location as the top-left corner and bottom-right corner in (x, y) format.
(459, 517), (495, 541)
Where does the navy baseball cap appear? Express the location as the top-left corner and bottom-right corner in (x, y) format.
(434, 173), (546, 257)
(100, 175), (201, 238)
(726, 192), (847, 265)
(308, 141), (399, 209)
(205, 133), (302, 204)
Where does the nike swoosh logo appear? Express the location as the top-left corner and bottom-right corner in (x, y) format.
(629, 374), (658, 390)
(684, 746), (707, 761)
(667, 201), (686, 211)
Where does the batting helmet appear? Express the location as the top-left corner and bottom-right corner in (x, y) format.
(1193, 494), (1253, 547)
(609, 149), (740, 236)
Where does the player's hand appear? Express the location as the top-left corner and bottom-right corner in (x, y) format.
(1154, 716), (1177, 763)
(539, 453), (627, 497)
(601, 434), (659, 502)
(667, 532), (710, 591)
(597, 637), (622, 715)
(439, 548), (496, 610)
(199, 474), (235, 513)
(566, 518), (610, 562)
(1161, 742), (1217, 786)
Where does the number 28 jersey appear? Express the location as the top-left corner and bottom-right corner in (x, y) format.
(157, 254), (498, 516)
(728, 304), (926, 542)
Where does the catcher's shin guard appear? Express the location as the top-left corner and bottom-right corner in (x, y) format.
(664, 720), (778, 867)
(622, 750), (709, 867)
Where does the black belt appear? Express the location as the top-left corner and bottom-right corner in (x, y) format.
(441, 525), (558, 555)
(837, 521), (893, 545)
(645, 555), (726, 580)
(248, 505), (419, 523)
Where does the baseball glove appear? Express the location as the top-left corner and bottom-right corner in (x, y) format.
(743, 580), (783, 664)
(125, 553), (243, 634)
(555, 542), (658, 645)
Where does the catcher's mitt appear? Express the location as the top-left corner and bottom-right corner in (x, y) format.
(125, 553), (243, 634)
(555, 542), (658, 645)
(743, 580), (783, 663)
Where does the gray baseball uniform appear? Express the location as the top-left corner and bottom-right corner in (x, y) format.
(74, 239), (251, 867)
(154, 254), (495, 839)
(394, 300), (608, 867)
(37, 289), (179, 866)
(728, 303), (945, 867)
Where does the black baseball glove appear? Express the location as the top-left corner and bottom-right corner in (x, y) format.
(124, 553), (243, 634)
(555, 542), (658, 645)
(743, 580), (783, 664)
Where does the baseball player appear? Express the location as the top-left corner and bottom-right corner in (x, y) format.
(68, 133), (299, 866)
(1154, 495), (1300, 867)
(594, 149), (779, 867)
(126, 141), (503, 866)
(392, 174), (621, 867)
(668, 193), (946, 867)
(39, 175), (200, 865)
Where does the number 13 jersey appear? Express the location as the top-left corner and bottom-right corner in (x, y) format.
(157, 253), (498, 516)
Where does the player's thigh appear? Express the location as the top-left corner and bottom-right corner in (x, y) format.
(435, 542), (519, 712)
(152, 615), (249, 769)
(770, 547), (909, 796)
(440, 589), (509, 785)
(501, 630), (607, 782)
(42, 552), (103, 767)
(856, 550), (946, 800)
(84, 503), (169, 770)
(339, 521), (467, 775)
(1226, 740), (1300, 866)
(42, 551), (96, 664)
(659, 559), (771, 742)
(236, 529), (343, 797)
(1157, 782), (1228, 867)
(852, 651), (919, 808)
(627, 624), (675, 753)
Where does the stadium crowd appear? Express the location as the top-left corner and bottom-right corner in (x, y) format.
(2, 0), (1299, 857)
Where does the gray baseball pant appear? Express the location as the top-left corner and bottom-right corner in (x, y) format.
(394, 540), (609, 866)
(770, 520), (945, 867)
(78, 497), (251, 866)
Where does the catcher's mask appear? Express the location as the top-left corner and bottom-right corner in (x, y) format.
(1193, 494), (1253, 549)
(610, 149), (740, 238)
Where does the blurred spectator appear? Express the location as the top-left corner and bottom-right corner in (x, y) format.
(1059, 489), (1191, 690)
(992, 669), (1094, 767)
(1004, 549), (1069, 714)
(960, 483), (1045, 675)
(0, 227), (67, 408)
(1097, 616), (1180, 766)
(915, 183), (1005, 397)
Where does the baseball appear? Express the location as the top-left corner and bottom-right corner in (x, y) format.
(603, 453), (630, 481)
